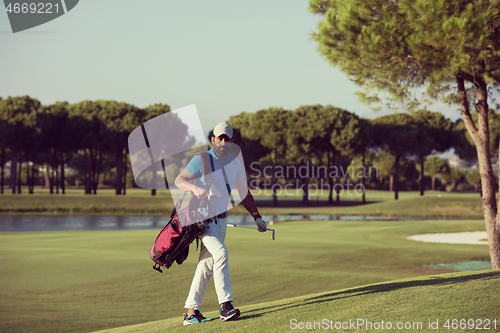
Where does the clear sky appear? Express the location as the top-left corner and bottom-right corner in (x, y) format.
(0, 0), (460, 136)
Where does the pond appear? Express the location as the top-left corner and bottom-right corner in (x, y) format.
(0, 214), (406, 232)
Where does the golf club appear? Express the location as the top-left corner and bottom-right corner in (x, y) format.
(227, 224), (275, 240)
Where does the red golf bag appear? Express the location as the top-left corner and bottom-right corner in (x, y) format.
(150, 151), (214, 273)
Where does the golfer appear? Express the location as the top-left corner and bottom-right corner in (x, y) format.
(175, 122), (267, 325)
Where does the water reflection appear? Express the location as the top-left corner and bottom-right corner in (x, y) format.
(0, 214), (408, 232)
(0, 215), (169, 232)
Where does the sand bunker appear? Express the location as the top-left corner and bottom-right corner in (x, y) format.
(407, 231), (488, 245)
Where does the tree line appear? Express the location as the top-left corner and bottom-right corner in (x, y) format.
(0, 96), (485, 200)
(308, 0), (500, 267)
(228, 105), (486, 206)
(0, 96), (175, 195)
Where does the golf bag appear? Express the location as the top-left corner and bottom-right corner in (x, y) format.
(150, 151), (214, 273)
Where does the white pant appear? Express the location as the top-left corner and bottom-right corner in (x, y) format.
(184, 217), (233, 310)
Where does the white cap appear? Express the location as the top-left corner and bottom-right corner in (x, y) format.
(213, 123), (233, 139)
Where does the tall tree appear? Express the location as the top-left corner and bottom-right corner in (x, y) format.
(466, 169), (481, 192)
(98, 100), (144, 195)
(456, 109), (500, 159)
(0, 96), (41, 194)
(309, 0), (500, 268)
(247, 107), (288, 206)
(327, 107), (367, 205)
(424, 156), (450, 191)
(39, 102), (77, 195)
(0, 97), (7, 194)
(299, 105), (365, 205)
(0, 147), (9, 194)
(372, 113), (417, 199)
(292, 105), (335, 204)
(411, 110), (454, 195)
(70, 100), (105, 195)
(287, 106), (334, 206)
(351, 118), (373, 204)
(453, 119), (478, 162)
(372, 150), (396, 191)
(227, 112), (270, 186)
(444, 167), (467, 192)
(348, 150), (377, 201)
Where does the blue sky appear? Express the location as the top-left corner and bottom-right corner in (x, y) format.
(0, 0), (460, 136)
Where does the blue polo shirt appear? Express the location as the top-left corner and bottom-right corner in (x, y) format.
(186, 148), (245, 214)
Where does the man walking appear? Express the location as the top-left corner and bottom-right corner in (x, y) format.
(175, 122), (267, 325)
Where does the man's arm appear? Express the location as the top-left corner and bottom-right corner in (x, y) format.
(235, 178), (266, 232)
(175, 168), (207, 199)
(234, 178), (258, 216)
(241, 190), (260, 219)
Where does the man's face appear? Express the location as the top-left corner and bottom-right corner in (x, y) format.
(211, 134), (233, 157)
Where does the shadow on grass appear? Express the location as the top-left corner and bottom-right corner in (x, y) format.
(242, 271), (500, 317)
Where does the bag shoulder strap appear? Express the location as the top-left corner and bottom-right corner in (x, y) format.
(173, 151), (215, 219)
(195, 151), (214, 185)
(171, 151), (212, 218)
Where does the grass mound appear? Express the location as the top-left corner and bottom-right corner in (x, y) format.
(94, 270), (500, 333)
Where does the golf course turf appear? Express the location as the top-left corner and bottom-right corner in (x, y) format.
(94, 270), (500, 333)
(0, 215), (495, 333)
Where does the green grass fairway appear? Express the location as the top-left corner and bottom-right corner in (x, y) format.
(0, 219), (490, 333)
(94, 270), (500, 333)
(232, 191), (484, 219)
(0, 188), (485, 218)
(326, 195), (484, 219)
(0, 188), (175, 215)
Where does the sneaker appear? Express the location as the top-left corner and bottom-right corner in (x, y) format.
(183, 310), (212, 325)
(219, 302), (240, 322)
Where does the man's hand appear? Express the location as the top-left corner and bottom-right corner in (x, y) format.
(175, 168), (208, 199)
(193, 187), (207, 199)
(255, 217), (267, 232)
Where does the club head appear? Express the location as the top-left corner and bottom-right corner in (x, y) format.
(267, 228), (275, 240)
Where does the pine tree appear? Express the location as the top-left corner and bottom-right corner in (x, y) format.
(310, 0), (500, 268)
